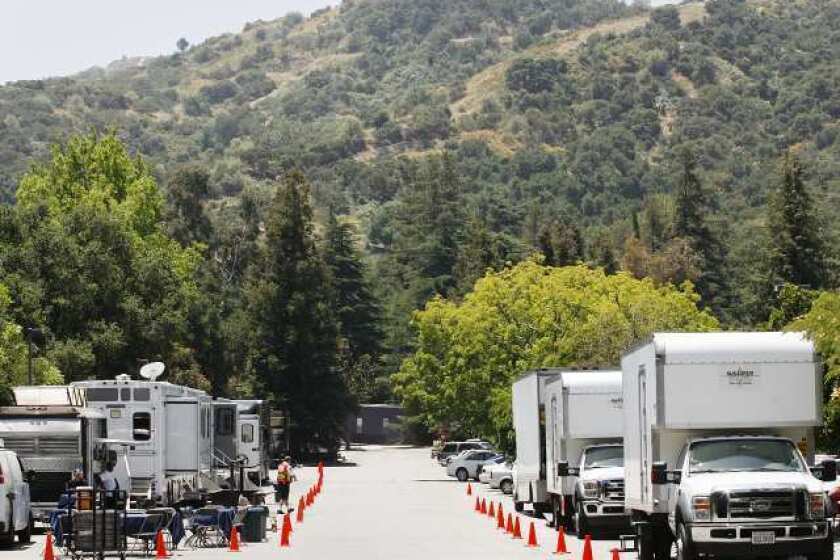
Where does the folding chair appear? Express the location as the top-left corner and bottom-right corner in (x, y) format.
(129, 513), (163, 555)
(146, 508), (177, 549)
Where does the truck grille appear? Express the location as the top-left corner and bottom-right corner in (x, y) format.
(603, 479), (625, 502)
(727, 490), (795, 519)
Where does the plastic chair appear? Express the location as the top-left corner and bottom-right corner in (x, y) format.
(129, 513), (163, 555)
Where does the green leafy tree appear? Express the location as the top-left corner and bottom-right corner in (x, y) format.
(244, 170), (352, 452)
(3, 132), (204, 383)
(788, 292), (840, 448)
(768, 152), (828, 290)
(394, 260), (718, 443)
(166, 166), (212, 247)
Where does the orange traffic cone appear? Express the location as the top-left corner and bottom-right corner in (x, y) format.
(280, 518), (291, 547)
(526, 521), (538, 547)
(284, 512), (293, 534)
(611, 548), (620, 560)
(488, 501), (495, 518)
(155, 529), (170, 558)
(467, 483), (472, 496)
(475, 497), (481, 512)
(582, 534), (594, 560)
(513, 516), (522, 539)
(44, 531), (55, 560)
(555, 527), (569, 554)
(296, 498), (305, 523)
(306, 489), (313, 506)
(496, 505), (505, 529)
(506, 513), (514, 534)
(498, 503), (504, 519)
(480, 498), (487, 514)
(228, 526), (241, 552)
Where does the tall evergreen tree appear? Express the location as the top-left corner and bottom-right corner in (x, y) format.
(323, 213), (383, 360)
(672, 149), (729, 314)
(538, 219), (585, 267)
(245, 170), (351, 453)
(768, 152), (828, 289)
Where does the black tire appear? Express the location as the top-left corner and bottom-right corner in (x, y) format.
(638, 534), (655, 560)
(500, 480), (513, 495)
(806, 535), (834, 560)
(456, 468), (469, 482)
(675, 523), (695, 560)
(16, 514), (32, 544)
(654, 526), (674, 560)
(514, 501), (524, 512)
(577, 501), (590, 537)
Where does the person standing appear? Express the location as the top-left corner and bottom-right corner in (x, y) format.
(274, 456), (295, 514)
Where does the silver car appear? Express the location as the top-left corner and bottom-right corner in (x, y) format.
(480, 460), (514, 494)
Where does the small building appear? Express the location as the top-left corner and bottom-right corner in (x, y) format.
(345, 404), (404, 444)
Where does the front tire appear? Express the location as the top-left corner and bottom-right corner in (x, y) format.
(676, 523), (695, 560)
(806, 535), (833, 560)
(514, 501), (524, 512)
(456, 468), (468, 482)
(577, 501), (590, 536)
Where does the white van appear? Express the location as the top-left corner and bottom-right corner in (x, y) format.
(0, 443), (32, 545)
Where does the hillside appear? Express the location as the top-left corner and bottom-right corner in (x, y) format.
(1, 0), (839, 324)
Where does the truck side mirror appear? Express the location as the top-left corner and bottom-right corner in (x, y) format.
(557, 461), (569, 477)
(821, 460), (837, 482)
(651, 462), (667, 485)
(666, 470), (682, 484)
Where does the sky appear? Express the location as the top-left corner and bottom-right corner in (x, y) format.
(0, 0), (334, 84)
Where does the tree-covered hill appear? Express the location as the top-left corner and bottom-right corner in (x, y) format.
(1, 0), (839, 327)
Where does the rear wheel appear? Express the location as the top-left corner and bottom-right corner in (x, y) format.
(16, 514), (32, 544)
(456, 468), (469, 482)
(806, 535), (834, 560)
(514, 501), (524, 512)
(500, 480), (513, 495)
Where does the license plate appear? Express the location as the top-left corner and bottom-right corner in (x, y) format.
(751, 531), (776, 545)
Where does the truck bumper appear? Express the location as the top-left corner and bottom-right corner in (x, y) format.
(580, 500), (630, 527)
(689, 521), (831, 557)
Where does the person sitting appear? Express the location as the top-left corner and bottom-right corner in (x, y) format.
(67, 469), (87, 489)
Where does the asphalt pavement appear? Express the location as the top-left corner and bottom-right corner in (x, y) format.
(5, 445), (837, 559)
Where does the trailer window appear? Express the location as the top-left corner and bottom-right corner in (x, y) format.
(87, 388), (118, 402)
(133, 412), (151, 441)
(242, 424), (254, 444)
(216, 409), (234, 436)
(133, 389), (150, 401)
(120, 388), (131, 401)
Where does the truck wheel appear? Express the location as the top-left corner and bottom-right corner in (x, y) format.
(456, 468), (469, 482)
(514, 501), (524, 513)
(577, 502), (590, 537)
(500, 480), (513, 495)
(16, 513), (32, 544)
(654, 528), (673, 560)
(806, 535), (833, 560)
(638, 534), (654, 560)
(675, 523), (695, 560)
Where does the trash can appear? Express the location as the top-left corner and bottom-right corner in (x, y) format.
(242, 506), (268, 542)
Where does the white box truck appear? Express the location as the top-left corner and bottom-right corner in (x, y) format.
(512, 369), (562, 514)
(544, 370), (628, 535)
(622, 332), (836, 560)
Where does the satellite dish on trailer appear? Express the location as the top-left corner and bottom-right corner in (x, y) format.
(139, 362), (166, 382)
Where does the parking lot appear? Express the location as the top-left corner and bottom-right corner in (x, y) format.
(4, 445), (840, 559)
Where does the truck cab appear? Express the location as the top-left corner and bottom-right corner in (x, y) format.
(570, 444), (627, 535)
(663, 435), (834, 560)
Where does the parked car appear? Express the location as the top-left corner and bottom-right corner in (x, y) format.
(480, 460), (515, 494)
(476, 455), (506, 480)
(447, 450), (502, 482)
(436, 441), (493, 465)
(0, 444), (32, 545)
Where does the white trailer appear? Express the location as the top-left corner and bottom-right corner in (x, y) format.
(71, 376), (216, 505)
(234, 400), (270, 485)
(511, 369), (562, 514)
(544, 370), (627, 534)
(622, 332), (835, 560)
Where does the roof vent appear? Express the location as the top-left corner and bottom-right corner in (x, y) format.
(115, 374), (132, 382)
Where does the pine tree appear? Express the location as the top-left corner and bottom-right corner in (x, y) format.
(538, 219), (585, 267)
(245, 170), (351, 453)
(768, 152), (828, 289)
(672, 149), (729, 314)
(323, 213), (383, 360)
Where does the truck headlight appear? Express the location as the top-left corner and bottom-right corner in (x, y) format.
(582, 481), (599, 499)
(810, 493), (826, 519)
(692, 496), (711, 521)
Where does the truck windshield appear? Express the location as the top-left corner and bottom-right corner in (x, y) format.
(584, 446), (624, 468)
(689, 439), (806, 474)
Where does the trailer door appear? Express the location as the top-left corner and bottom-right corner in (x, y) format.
(638, 366), (648, 505)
